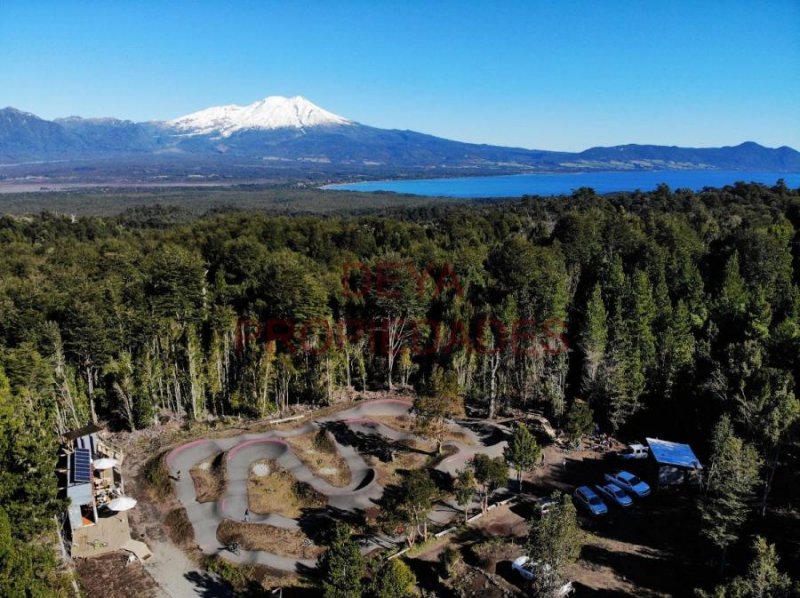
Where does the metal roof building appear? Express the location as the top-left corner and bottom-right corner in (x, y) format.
(645, 438), (703, 487)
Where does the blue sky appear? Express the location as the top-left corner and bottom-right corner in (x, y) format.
(1, 1), (798, 151)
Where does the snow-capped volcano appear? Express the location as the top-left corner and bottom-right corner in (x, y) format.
(168, 95), (351, 137)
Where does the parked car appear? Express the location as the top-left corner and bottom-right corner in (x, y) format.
(604, 471), (651, 497)
(512, 556), (574, 595)
(536, 496), (557, 517)
(617, 443), (649, 460)
(595, 483), (634, 508)
(573, 485), (608, 516)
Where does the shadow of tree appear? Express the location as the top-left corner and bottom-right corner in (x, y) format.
(183, 570), (237, 597)
(324, 421), (430, 462)
(571, 581), (638, 597)
(293, 561), (322, 592)
(404, 556), (458, 598)
(295, 504), (367, 545)
(456, 419), (509, 446)
(579, 543), (704, 596)
(495, 558), (526, 591)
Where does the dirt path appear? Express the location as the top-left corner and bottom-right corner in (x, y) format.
(143, 540), (232, 598)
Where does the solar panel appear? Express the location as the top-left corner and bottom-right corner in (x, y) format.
(73, 448), (92, 483)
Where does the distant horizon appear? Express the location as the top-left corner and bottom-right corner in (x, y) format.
(1, 1), (798, 151)
(2, 97), (798, 155)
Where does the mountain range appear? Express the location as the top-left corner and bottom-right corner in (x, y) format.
(1, 96), (799, 175)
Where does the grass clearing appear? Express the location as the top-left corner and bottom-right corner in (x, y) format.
(189, 451), (226, 503)
(217, 520), (324, 559)
(367, 451), (431, 487)
(247, 459), (326, 518)
(284, 431), (351, 487)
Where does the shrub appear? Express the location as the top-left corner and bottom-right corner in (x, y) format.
(440, 546), (460, 578)
(205, 557), (259, 594)
(164, 508), (195, 547)
(314, 427), (336, 453)
(143, 451), (172, 500)
(293, 480), (326, 506)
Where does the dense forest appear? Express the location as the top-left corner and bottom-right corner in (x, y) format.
(1, 181), (799, 594)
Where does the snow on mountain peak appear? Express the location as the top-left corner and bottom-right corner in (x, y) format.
(168, 95), (351, 136)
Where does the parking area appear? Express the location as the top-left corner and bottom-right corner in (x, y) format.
(518, 443), (708, 596)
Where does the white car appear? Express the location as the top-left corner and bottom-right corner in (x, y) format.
(536, 496), (557, 517)
(512, 556), (574, 595)
(604, 471), (651, 497)
(617, 443), (649, 460)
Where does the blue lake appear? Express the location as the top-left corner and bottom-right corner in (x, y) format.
(324, 170), (800, 198)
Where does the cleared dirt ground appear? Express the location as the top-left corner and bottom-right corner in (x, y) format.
(75, 552), (160, 598)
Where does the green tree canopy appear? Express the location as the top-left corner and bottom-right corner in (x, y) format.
(527, 492), (582, 597)
(698, 536), (795, 598)
(454, 468), (477, 523)
(471, 454), (507, 512)
(370, 558), (417, 598)
(700, 416), (762, 571)
(564, 400), (594, 442)
(504, 422), (541, 491)
(319, 523), (365, 598)
(395, 469), (438, 546)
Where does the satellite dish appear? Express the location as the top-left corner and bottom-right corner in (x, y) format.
(108, 496), (137, 511)
(93, 458), (118, 470)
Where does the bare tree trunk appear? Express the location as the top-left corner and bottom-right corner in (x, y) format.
(85, 364), (98, 424)
(53, 337), (80, 428)
(384, 317), (409, 391)
(760, 445), (781, 517)
(488, 352), (500, 419)
(114, 382), (136, 432)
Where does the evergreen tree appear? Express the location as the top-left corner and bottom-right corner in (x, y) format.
(319, 523), (365, 598)
(715, 252), (749, 326)
(504, 423), (541, 491)
(604, 313), (645, 433)
(698, 536), (795, 598)
(370, 558), (417, 598)
(628, 270), (657, 374)
(454, 468), (477, 522)
(472, 454), (507, 513)
(659, 299), (695, 400)
(580, 284), (608, 391)
(414, 366), (462, 454)
(0, 361), (61, 538)
(700, 417), (762, 571)
(396, 469), (438, 546)
(565, 400), (594, 442)
(367, 258), (426, 391)
(527, 492), (582, 597)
